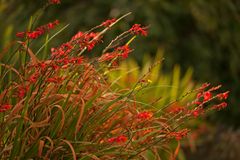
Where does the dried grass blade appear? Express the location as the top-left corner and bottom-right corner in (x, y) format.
(75, 98), (85, 138)
(61, 139), (77, 160)
(42, 136), (54, 159)
(17, 41), (40, 64)
(38, 140), (45, 157)
(172, 141), (180, 160)
(51, 105), (65, 133)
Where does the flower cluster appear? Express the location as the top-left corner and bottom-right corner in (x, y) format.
(51, 31), (101, 59)
(17, 85), (29, 99)
(217, 91), (229, 100)
(51, 42), (74, 58)
(0, 104), (12, 112)
(101, 18), (116, 27)
(46, 76), (64, 84)
(195, 84), (229, 106)
(71, 32), (101, 51)
(16, 20), (59, 39)
(190, 108), (204, 118)
(117, 45), (131, 59)
(107, 135), (128, 143)
(168, 129), (190, 141)
(129, 24), (148, 36)
(167, 103), (185, 114)
(167, 83), (229, 120)
(98, 45), (131, 62)
(211, 102), (228, 110)
(137, 111), (153, 120)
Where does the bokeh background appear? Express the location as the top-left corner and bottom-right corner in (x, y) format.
(1, 0), (240, 159)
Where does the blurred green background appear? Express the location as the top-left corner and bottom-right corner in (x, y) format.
(1, 0), (240, 159)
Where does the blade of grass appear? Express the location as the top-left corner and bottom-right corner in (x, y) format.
(35, 24), (70, 56)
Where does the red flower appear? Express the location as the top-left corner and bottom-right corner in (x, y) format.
(191, 109), (204, 118)
(194, 101), (202, 105)
(87, 41), (96, 51)
(49, 0), (61, 4)
(47, 23), (55, 29)
(69, 57), (84, 64)
(196, 92), (202, 99)
(18, 85), (29, 99)
(199, 83), (210, 91)
(36, 62), (47, 71)
(71, 31), (84, 41)
(107, 135), (128, 143)
(217, 91), (229, 100)
(71, 32), (99, 51)
(75, 57), (83, 64)
(101, 18), (116, 27)
(115, 135), (128, 143)
(0, 104), (12, 112)
(51, 42), (73, 58)
(117, 45), (131, 59)
(137, 111), (153, 120)
(28, 73), (39, 83)
(54, 20), (60, 25)
(129, 24), (148, 36)
(98, 53), (118, 62)
(51, 64), (60, 70)
(27, 31), (41, 39)
(16, 32), (25, 38)
(203, 91), (212, 101)
(169, 129), (189, 141)
(211, 102), (228, 110)
(46, 77), (64, 84)
(107, 137), (115, 143)
(23, 20), (60, 39)
(99, 45), (131, 62)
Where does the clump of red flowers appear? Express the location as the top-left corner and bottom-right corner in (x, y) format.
(117, 45), (131, 59)
(211, 102), (228, 110)
(194, 83), (229, 107)
(98, 45), (132, 63)
(98, 52), (118, 62)
(129, 24), (148, 36)
(46, 76), (64, 84)
(16, 20), (59, 39)
(71, 32), (100, 51)
(191, 108), (204, 118)
(217, 91), (229, 100)
(187, 83), (230, 119)
(51, 31), (101, 59)
(137, 111), (153, 120)
(101, 18), (116, 27)
(107, 135), (128, 143)
(17, 85), (29, 99)
(28, 72), (39, 83)
(16, 32), (25, 38)
(203, 91), (212, 101)
(169, 129), (190, 141)
(167, 83), (229, 121)
(51, 42), (74, 58)
(0, 104), (12, 112)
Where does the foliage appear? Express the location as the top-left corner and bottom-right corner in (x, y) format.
(1, 0), (238, 126)
(107, 49), (195, 108)
(0, 1), (229, 159)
